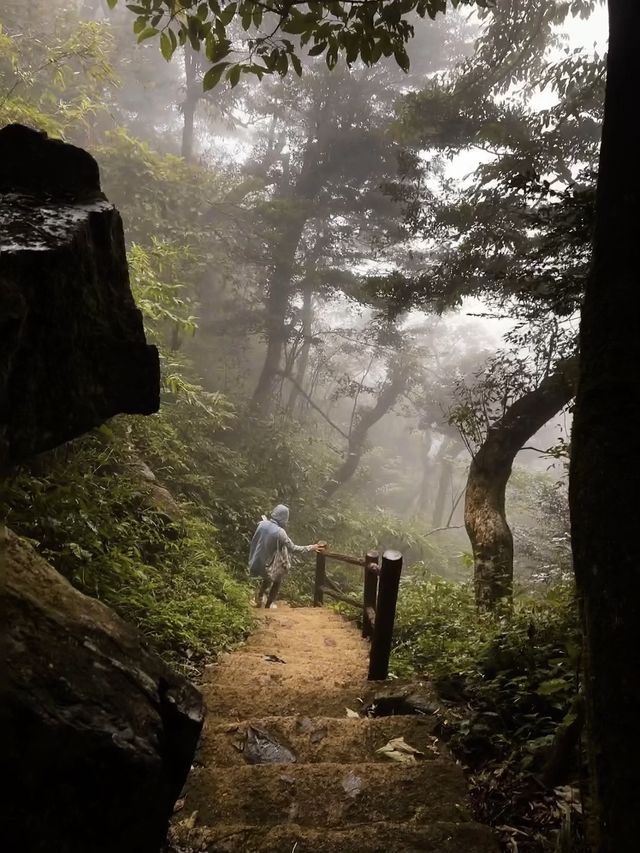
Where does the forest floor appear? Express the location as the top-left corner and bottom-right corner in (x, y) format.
(168, 604), (498, 853)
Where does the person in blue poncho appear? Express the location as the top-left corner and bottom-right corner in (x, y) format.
(248, 504), (322, 608)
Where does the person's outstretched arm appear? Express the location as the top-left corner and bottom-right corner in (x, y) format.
(278, 529), (322, 554)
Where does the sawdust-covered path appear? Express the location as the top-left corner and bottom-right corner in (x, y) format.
(170, 604), (498, 853)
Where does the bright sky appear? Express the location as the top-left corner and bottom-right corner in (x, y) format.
(566, 2), (608, 52)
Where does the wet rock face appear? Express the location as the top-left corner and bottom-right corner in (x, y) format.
(0, 123), (159, 468)
(0, 528), (205, 853)
(0, 122), (101, 199)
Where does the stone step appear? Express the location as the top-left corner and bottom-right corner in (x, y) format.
(184, 761), (472, 828)
(170, 820), (499, 853)
(229, 638), (370, 658)
(208, 653), (367, 679)
(198, 714), (443, 767)
(203, 682), (378, 718)
(208, 669), (368, 692)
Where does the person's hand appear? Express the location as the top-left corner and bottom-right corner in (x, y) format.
(309, 542), (325, 552)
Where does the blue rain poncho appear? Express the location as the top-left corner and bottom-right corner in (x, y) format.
(248, 504), (312, 578)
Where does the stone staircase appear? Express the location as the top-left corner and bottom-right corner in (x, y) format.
(169, 605), (498, 853)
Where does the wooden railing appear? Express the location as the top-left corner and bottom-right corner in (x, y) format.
(313, 543), (403, 680)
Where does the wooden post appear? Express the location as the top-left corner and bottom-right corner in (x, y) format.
(368, 550), (403, 680)
(362, 550), (379, 639)
(314, 541), (327, 606)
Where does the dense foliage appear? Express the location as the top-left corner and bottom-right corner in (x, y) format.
(391, 571), (584, 852)
(1, 1), (608, 847)
(109, 0), (478, 85)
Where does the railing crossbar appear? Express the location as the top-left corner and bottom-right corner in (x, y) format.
(320, 550), (366, 567)
(314, 543), (402, 681)
(320, 587), (362, 609)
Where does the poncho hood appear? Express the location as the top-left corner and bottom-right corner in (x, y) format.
(270, 504), (290, 526)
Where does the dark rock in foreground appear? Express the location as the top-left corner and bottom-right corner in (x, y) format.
(0, 528), (205, 853)
(0, 123), (159, 469)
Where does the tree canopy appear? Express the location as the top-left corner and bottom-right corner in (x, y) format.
(110, 0), (480, 85)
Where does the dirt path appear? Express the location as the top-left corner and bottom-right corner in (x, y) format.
(170, 604), (498, 853)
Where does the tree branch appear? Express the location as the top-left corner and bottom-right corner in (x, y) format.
(276, 370), (349, 440)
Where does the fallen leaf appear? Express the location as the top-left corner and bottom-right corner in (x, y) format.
(376, 736), (425, 764)
(341, 771), (363, 798)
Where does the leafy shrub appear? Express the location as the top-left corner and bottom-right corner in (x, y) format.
(0, 408), (254, 671)
(389, 568), (583, 850)
(391, 569), (580, 742)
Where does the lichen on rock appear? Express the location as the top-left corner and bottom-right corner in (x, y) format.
(0, 123), (160, 469)
(0, 527), (205, 853)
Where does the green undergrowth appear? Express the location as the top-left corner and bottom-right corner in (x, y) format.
(390, 569), (584, 852)
(0, 405), (254, 672)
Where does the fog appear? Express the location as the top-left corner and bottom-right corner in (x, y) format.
(0, 0), (603, 589)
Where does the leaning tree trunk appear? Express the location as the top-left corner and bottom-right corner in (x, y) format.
(323, 364), (408, 499)
(467, 358), (577, 611)
(569, 3), (640, 849)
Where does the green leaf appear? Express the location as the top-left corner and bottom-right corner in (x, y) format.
(202, 62), (229, 91)
(308, 42), (327, 57)
(160, 31), (174, 61)
(219, 2), (237, 26)
(241, 8), (252, 30)
(106, 0), (118, 8)
(290, 53), (302, 77)
(227, 64), (241, 87)
(282, 12), (316, 35)
(537, 677), (569, 696)
(137, 27), (159, 43)
(393, 47), (410, 73)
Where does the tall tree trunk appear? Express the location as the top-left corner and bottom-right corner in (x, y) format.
(431, 438), (457, 527)
(250, 141), (324, 414)
(569, 3), (640, 848)
(467, 358), (577, 610)
(287, 283), (313, 416)
(410, 430), (433, 515)
(181, 48), (199, 161)
(323, 364), (408, 499)
(250, 223), (306, 412)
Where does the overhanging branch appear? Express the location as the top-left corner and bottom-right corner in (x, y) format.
(276, 370), (349, 440)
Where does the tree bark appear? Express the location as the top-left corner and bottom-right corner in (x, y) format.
(323, 363), (408, 499)
(569, 3), (640, 848)
(409, 429), (433, 515)
(467, 358), (577, 610)
(181, 47), (199, 161)
(431, 438), (457, 527)
(250, 140), (324, 414)
(286, 283), (314, 416)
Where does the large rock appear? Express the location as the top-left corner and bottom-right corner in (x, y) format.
(0, 123), (159, 469)
(0, 528), (205, 853)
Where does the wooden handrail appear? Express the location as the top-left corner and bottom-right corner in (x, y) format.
(313, 544), (402, 681)
(362, 550), (379, 639)
(319, 550), (366, 567)
(368, 550), (403, 681)
(320, 587), (362, 609)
